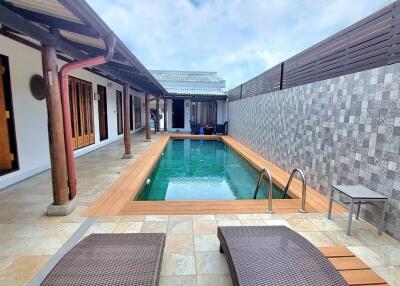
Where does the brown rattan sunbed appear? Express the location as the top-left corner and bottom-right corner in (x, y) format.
(218, 226), (348, 286)
(41, 233), (166, 286)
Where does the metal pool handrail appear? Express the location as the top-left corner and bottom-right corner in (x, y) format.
(253, 167), (274, 214)
(282, 168), (307, 213)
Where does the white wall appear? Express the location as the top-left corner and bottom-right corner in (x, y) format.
(217, 100), (227, 124)
(0, 35), (145, 190)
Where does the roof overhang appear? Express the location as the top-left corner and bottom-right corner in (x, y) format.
(0, 0), (167, 96)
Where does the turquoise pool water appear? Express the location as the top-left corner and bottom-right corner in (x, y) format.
(136, 139), (285, 201)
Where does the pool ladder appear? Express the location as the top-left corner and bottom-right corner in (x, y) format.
(253, 168), (274, 214)
(253, 168), (307, 213)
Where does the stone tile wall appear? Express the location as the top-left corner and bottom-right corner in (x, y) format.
(228, 63), (400, 240)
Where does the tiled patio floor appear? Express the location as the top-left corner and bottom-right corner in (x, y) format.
(0, 132), (399, 285)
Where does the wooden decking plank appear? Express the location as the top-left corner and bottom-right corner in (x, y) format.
(318, 247), (355, 258)
(328, 257), (370, 271)
(339, 269), (387, 285)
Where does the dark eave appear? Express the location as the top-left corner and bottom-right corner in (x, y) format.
(0, 0), (167, 96)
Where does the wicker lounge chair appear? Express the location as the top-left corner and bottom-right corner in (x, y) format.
(218, 226), (347, 286)
(41, 233), (166, 286)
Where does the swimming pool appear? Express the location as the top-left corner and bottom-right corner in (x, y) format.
(136, 139), (285, 201)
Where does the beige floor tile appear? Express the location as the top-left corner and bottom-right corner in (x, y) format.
(347, 245), (387, 267)
(193, 221), (218, 235)
(298, 231), (336, 247)
(324, 230), (366, 246)
(85, 222), (117, 235)
(286, 218), (320, 231)
(195, 252), (229, 275)
(169, 215), (193, 221)
(192, 215), (216, 221)
(141, 221), (168, 233)
(165, 235), (194, 253)
(0, 255), (50, 285)
(237, 214), (263, 220)
(217, 220), (241, 227)
(119, 215), (146, 222)
(167, 221), (193, 235)
(372, 265), (400, 286)
(240, 220), (266, 226)
(161, 252), (196, 276)
(113, 222), (143, 233)
(194, 235), (220, 252)
(215, 214), (239, 221)
(262, 219), (291, 227)
(145, 215), (169, 222)
(159, 275), (197, 286)
(95, 216), (122, 223)
(197, 274), (232, 286)
(309, 218), (343, 231)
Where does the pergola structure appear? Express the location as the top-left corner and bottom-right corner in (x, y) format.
(0, 0), (168, 213)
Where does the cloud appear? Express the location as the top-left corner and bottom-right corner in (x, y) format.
(87, 0), (392, 89)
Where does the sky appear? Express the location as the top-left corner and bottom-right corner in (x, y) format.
(87, 0), (392, 89)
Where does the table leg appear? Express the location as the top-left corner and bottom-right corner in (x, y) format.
(327, 188), (334, 219)
(347, 199), (354, 235)
(356, 201), (361, 220)
(378, 200), (388, 235)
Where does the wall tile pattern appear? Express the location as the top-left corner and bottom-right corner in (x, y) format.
(228, 63), (400, 240)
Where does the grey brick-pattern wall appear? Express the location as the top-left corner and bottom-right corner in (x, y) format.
(228, 63), (400, 240)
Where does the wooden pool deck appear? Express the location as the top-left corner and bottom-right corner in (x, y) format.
(84, 134), (346, 216)
(319, 247), (387, 285)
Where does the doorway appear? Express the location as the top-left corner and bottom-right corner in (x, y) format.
(97, 85), (108, 141)
(0, 55), (18, 175)
(172, 99), (184, 129)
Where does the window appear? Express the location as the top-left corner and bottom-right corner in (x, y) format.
(116, 90), (123, 135)
(134, 96), (141, 129)
(0, 55), (18, 175)
(69, 76), (95, 149)
(190, 101), (217, 127)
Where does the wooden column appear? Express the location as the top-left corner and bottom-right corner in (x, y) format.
(156, 97), (160, 132)
(41, 44), (69, 205)
(145, 93), (151, 141)
(122, 83), (132, 159)
(164, 98), (168, 132)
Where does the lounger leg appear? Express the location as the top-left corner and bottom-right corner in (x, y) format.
(378, 200), (388, 235)
(219, 245), (224, 253)
(356, 201), (361, 220)
(327, 188), (334, 219)
(347, 199), (354, 236)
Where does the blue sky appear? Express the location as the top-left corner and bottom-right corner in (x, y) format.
(87, 0), (392, 89)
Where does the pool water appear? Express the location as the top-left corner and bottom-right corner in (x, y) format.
(136, 139), (285, 201)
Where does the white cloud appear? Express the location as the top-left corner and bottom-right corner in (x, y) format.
(87, 0), (392, 88)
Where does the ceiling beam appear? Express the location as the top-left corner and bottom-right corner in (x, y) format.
(0, 3), (160, 94)
(2, 2), (100, 38)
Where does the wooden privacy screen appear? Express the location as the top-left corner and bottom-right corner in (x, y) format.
(68, 76), (95, 149)
(229, 1), (400, 101)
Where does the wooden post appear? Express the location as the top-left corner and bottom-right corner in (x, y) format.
(156, 97), (160, 132)
(122, 83), (132, 159)
(145, 93), (151, 141)
(164, 98), (167, 132)
(41, 44), (69, 205)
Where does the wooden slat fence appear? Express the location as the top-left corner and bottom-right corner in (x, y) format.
(229, 1), (400, 101)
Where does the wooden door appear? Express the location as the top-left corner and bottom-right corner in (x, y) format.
(97, 85), (108, 141)
(0, 57), (18, 174)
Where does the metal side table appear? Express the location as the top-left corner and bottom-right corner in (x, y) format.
(327, 185), (388, 235)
